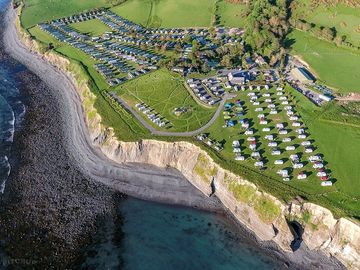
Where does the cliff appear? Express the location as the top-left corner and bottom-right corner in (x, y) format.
(13, 7), (360, 269)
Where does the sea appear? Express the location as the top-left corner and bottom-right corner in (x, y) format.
(0, 1), (283, 269)
(0, 0), (26, 194)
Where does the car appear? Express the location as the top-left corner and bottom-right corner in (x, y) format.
(268, 142), (278, 147)
(282, 137), (291, 143)
(283, 177), (290, 181)
(293, 163), (304, 169)
(235, 155), (245, 161)
(297, 173), (307, 180)
(232, 140), (241, 147)
(313, 163), (324, 169)
(309, 155), (322, 162)
(321, 181), (332, 187)
(254, 161), (264, 167)
(301, 141), (311, 146)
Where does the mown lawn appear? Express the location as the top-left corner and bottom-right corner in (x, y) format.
(217, 0), (247, 28)
(288, 30), (360, 93)
(115, 69), (216, 132)
(70, 19), (112, 36)
(112, 0), (216, 28)
(21, 0), (111, 28)
(203, 85), (360, 216)
(204, 86), (330, 195)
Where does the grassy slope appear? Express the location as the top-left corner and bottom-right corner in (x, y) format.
(21, 0), (110, 28)
(288, 30), (360, 93)
(295, 1), (360, 47)
(111, 0), (152, 27)
(112, 0), (215, 28)
(115, 69), (216, 132)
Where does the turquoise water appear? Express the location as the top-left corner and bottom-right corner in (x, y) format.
(75, 198), (283, 270)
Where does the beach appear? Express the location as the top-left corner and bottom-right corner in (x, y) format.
(0, 3), (347, 269)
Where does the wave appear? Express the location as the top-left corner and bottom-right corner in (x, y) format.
(0, 63), (25, 194)
(0, 155), (10, 193)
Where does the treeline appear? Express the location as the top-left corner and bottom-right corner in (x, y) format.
(243, 0), (290, 66)
(224, 0), (249, 4)
(292, 19), (360, 50)
(308, 0), (360, 8)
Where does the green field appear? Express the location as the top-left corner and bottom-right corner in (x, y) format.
(216, 0), (246, 28)
(115, 69), (216, 132)
(112, 0), (216, 28)
(294, 1), (360, 47)
(203, 85), (360, 215)
(288, 30), (360, 93)
(21, 0), (111, 28)
(205, 86), (331, 195)
(70, 19), (112, 36)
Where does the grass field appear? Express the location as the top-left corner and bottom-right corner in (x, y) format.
(204, 86), (332, 195)
(115, 69), (216, 132)
(70, 19), (112, 36)
(294, 1), (360, 47)
(21, 0), (111, 29)
(288, 30), (360, 93)
(216, 0), (247, 28)
(112, 0), (216, 28)
(203, 85), (360, 215)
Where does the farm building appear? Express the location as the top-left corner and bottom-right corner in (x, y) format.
(228, 72), (247, 85)
(290, 67), (315, 84)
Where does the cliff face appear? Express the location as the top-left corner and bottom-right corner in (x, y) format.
(14, 9), (360, 269)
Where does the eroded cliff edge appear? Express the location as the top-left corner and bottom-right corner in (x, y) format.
(12, 5), (360, 269)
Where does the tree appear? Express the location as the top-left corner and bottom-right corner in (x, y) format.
(221, 55), (232, 68)
(201, 62), (210, 73)
(321, 27), (335, 41)
(174, 43), (182, 52)
(192, 40), (200, 53)
(183, 34), (192, 44)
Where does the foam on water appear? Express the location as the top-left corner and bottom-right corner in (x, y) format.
(0, 55), (26, 194)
